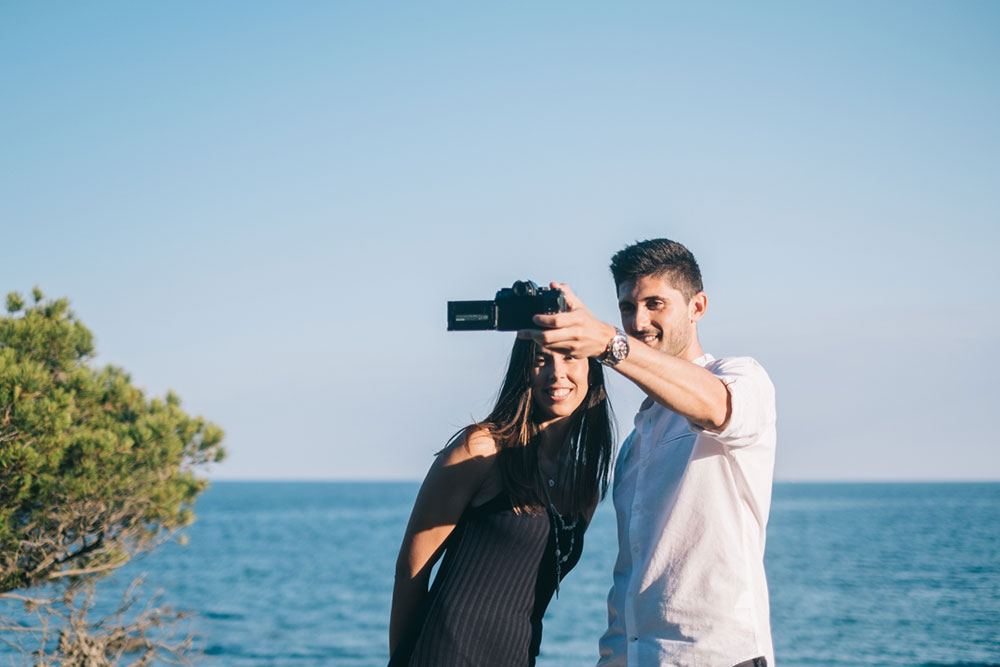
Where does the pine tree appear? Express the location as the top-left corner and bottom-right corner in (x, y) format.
(0, 288), (225, 664)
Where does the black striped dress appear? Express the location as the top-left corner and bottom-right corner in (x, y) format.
(389, 493), (585, 667)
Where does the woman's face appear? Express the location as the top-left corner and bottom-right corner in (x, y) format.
(530, 346), (591, 422)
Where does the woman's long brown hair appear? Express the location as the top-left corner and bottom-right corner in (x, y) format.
(469, 337), (616, 515)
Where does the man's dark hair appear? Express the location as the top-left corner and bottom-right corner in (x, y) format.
(609, 238), (704, 302)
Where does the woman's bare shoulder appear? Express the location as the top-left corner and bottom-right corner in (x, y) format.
(437, 425), (499, 466)
(463, 425), (500, 457)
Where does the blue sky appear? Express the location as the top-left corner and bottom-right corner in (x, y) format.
(2, 1), (998, 480)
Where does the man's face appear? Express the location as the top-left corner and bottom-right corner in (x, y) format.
(617, 274), (701, 359)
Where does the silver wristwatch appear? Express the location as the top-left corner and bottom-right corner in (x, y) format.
(599, 328), (629, 367)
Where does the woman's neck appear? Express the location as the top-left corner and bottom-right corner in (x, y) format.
(535, 416), (571, 463)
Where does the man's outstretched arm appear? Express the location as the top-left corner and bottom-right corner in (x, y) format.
(518, 282), (730, 431)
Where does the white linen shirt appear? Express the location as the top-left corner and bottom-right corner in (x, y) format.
(597, 354), (777, 667)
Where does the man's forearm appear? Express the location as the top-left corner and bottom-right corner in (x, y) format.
(517, 282), (730, 429)
(613, 336), (730, 430)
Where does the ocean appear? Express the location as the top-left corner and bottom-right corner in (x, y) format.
(2, 482), (998, 666)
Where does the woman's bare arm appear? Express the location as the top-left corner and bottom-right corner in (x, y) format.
(389, 429), (498, 655)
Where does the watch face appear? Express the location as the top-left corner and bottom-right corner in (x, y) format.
(601, 330), (629, 366)
(611, 335), (628, 361)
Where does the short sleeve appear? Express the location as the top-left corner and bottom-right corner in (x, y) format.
(690, 356), (776, 448)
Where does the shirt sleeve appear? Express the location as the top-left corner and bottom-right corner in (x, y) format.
(689, 356), (776, 448)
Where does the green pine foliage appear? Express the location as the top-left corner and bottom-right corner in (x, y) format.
(0, 288), (225, 595)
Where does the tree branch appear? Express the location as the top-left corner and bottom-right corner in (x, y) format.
(45, 553), (130, 580)
(0, 592), (57, 605)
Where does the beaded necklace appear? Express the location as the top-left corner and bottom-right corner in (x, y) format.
(538, 467), (577, 597)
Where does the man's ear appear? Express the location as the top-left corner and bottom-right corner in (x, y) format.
(689, 292), (707, 323)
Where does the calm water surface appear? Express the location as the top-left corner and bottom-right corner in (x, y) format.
(2, 482), (997, 666)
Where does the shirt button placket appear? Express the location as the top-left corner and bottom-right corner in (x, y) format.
(630, 416), (651, 660)
(625, 420), (648, 662)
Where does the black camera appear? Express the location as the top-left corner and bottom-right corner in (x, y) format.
(447, 280), (568, 331)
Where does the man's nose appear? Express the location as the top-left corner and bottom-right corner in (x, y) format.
(632, 307), (650, 332)
(551, 356), (568, 378)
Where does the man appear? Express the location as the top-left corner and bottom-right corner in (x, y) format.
(519, 238), (776, 667)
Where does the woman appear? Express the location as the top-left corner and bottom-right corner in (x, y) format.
(388, 337), (615, 667)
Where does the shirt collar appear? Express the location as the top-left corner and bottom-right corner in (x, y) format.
(692, 352), (715, 367)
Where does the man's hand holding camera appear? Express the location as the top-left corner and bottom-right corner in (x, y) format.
(516, 282), (619, 360)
